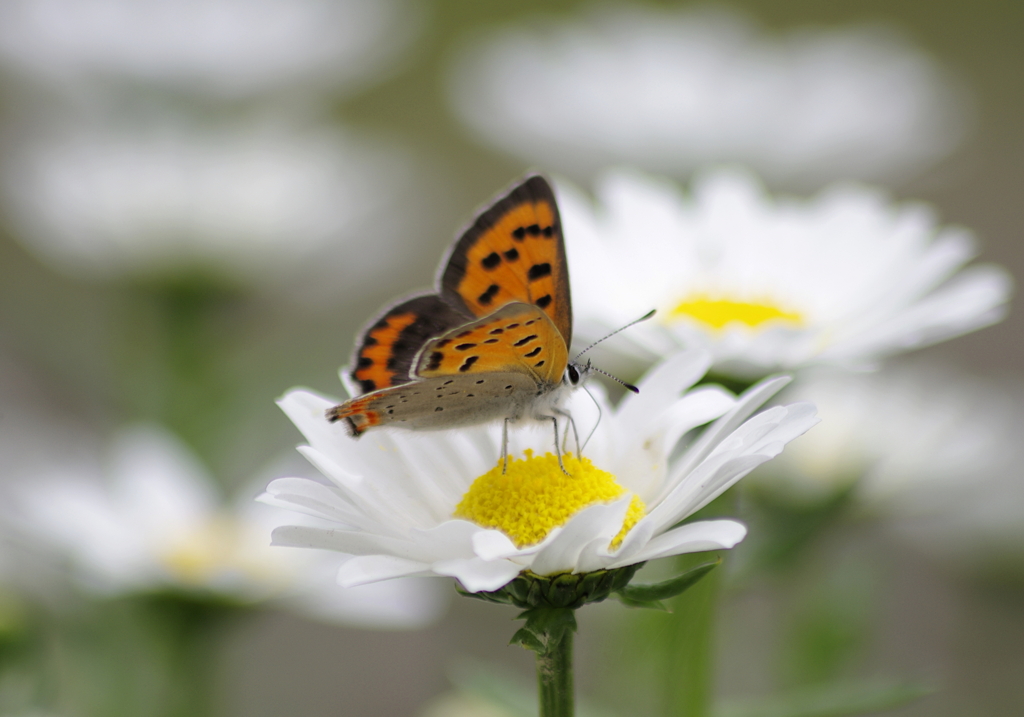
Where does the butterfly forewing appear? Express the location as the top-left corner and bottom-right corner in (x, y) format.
(415, 303), (567, 386)
(440, 176), (572, 345)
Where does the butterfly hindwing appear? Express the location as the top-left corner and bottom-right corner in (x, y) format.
(327, 372), (538, 435)
(414, 303), (568, 386)
(349, 294), (469, 393)
(440, 176), (572, 345)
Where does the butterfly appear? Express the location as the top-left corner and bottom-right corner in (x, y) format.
(326, 175), (590, 471)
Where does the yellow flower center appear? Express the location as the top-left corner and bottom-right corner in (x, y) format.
(158, 517), (280, 587)
(454, 450), (645, 549)
(670, 294), (804, 330)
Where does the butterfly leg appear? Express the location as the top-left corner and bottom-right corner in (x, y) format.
(501, 418), (510, 474)
(549, 416), (571, 476)
(554, 408), (581, 460)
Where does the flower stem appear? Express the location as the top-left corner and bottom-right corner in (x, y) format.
(537, 626), (574, 717)
(661, 558), (719, 717)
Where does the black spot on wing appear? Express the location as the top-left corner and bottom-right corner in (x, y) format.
(528, 263), (551, 281)
(477, 284), (500, 306)
(524, 346), (542, 357)
(455, 343), (477, 351)
(536, 295), (552, 309)
(359, 379), (376, 392)
(503, 248), (519, 261)
(459, 356), (479, 372)
(514, 334), (538, 347)
(481, 252), (501, 269)
(426, 352), (444, 371)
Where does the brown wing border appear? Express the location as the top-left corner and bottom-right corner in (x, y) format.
(348, 293), (470, 394)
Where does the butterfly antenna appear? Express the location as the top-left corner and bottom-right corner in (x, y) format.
(572, 309), (656, 362)
(580, 384), (602, 452)
(589, 364), (640, 394)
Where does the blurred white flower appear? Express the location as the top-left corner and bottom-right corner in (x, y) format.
(448, 5), (968, 186)
(260, 351), (818, 592)
(561, 169), (1012, 378)
(0, 118), (413, 288)
(0, 0), (419, 98)
(13, 425), (446, 629)
(756, 365), (1024, 562)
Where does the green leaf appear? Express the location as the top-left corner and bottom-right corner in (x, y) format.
(714, 679), (934, 717)
(510, 607), (578, 655)
(615, 559), (720, 604)
(613, 596), (668, 611)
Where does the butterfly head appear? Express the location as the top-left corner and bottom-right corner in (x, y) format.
(564, 360), (591, 388)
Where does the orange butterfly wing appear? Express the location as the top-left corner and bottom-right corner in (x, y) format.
(440, 176), (572, 345)
(414, 303), (568, 385)
(348, 294), (469, 393)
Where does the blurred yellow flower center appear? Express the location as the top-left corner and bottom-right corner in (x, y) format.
(670, 294), (803, 330)
(454, 450), (645, 549)
(158, 517), (278, 586)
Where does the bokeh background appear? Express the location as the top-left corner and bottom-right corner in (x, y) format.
(0, 1), (1020, 715)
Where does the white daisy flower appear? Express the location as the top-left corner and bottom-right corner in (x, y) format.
(561, 169), (1012, 379)
(260, 350), (818, 594)
(0, 117), (412, 290)
(447, 5), (968, 186)
(754, 365), (1024, 555)
(0, 0), (419, 99)
(12, 425), (446, 629)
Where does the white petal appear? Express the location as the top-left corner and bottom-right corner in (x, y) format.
(615, 349), (712, 429)
(258, 477), (361, 527)
(528, 496), (633, 576)
(472, 530), (521, 561)
(271, 525), (419, 560)
(338, 555), (432, 587)
(601, 514), (658, 569)
(665, 376), (791, 499)
(432, 557), (522, 592)
(650, 402), (819, 530)
(608, 519), (747, 567)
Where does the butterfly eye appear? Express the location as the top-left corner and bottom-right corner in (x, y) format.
(567, 364), (580, 385)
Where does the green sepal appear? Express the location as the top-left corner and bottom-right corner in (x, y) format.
(510, 607), (578, 656)
(456, 563), (644, 610)
(614, 559), (719, 606)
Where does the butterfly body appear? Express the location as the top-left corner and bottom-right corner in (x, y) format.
(328, 176), (585, 452)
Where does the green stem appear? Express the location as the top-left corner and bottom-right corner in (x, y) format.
(661, 558), (720, 717)
(140, 594), (238, 717)
(537, 626), (574, 717)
